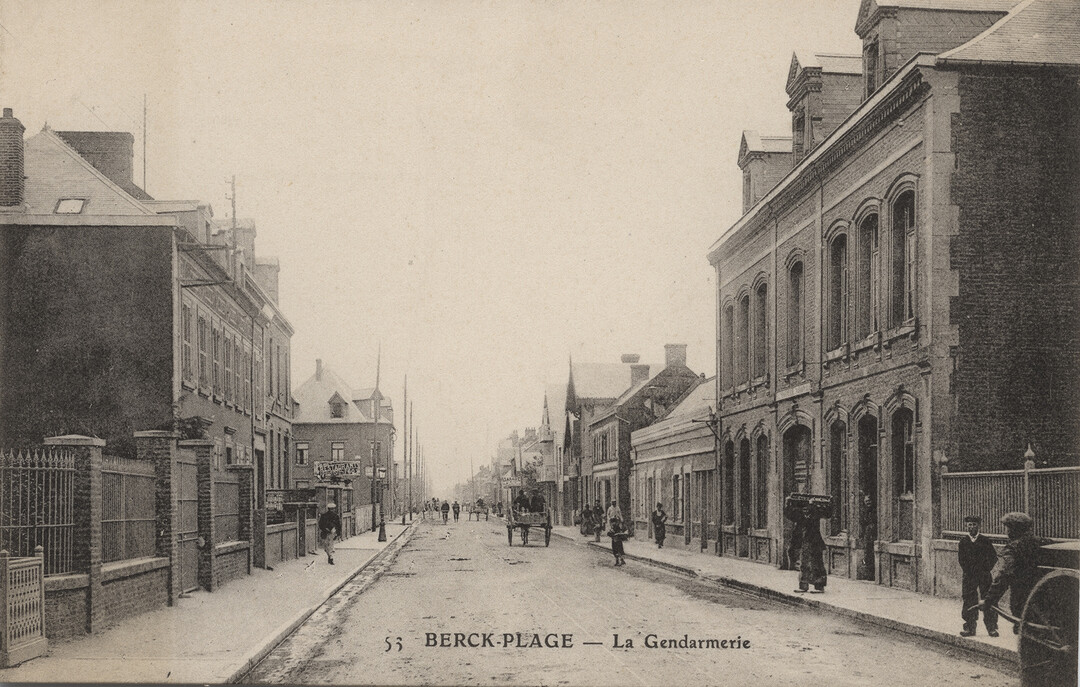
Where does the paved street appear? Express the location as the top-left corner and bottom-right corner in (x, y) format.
(244, 518), (1014, 686)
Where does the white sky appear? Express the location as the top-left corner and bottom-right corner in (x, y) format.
(0, 0), (861, 494)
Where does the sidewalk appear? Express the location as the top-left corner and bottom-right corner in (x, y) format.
(551, 525), (1019, 665)
(1, 521), (415, 684)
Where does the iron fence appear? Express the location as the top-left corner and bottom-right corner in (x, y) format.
(0, 449), (75, 576)
(941, 465), (1080, 539)
(101, 456), (157, 563)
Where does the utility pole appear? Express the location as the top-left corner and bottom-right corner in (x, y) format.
(408, 400), (414, 521)
(402, 376), (408, 525)
(142, 94), (147, 191)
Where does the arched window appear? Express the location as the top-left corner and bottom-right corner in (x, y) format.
(753, 283), (768, 378)
(787, 262), (803, 366)
(828, 421), (847, 536)
(722, 304), (734, 389)
(723, 441), (735, 526)
(738, 437), (752, 532)
(754, 433), (769, 529)
(828, 234), (848, 350)
(737, 294), (750, 385)
(855, 213), (879, 339)
(891, 407), (915, 541)
(891, 191), (915, 327)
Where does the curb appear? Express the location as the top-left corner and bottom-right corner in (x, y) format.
(223, 521), (418, 684)
(570, 537), (1017, 668)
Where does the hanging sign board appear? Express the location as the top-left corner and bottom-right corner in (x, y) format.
(315, 460), (363, 481)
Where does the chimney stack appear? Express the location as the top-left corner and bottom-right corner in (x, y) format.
(0, 108), (25, 208)
(665, 344), (687, 368)
(316, 359), (323, 381)
(631, 363), (651, 385)
(620, 354), (640, 364)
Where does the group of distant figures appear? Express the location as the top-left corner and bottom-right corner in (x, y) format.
(511, 488), (547, 514)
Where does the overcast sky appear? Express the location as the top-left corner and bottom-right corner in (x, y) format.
(1, 0), (862, 494)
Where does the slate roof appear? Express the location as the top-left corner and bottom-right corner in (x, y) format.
(569, 362), (638, 400)
(741, 130), (793, 155)
(21, 129), (157, 216)
(293, 365), (393, 425)
(938, 0), (1080, 66)
(664, 377), (716, 419)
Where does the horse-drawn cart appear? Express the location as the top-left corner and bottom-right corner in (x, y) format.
(994, 541), (1078, 687)
(507, 508), (551, 546)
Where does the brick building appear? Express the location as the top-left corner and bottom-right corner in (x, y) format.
(707, 0), (1079, 594)
(291, 359), (395, 532)
(0, 117), (294, 490)
(588, 344), (701, 526)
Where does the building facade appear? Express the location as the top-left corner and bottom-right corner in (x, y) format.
(708, 0), (1079, 593)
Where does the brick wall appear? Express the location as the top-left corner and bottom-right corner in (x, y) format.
(949, 68), (1080, 470)
(43, 585), (88, 640)
(97, 567), (169, 628)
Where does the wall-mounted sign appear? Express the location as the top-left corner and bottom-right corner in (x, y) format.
(315, 460), (363, 481)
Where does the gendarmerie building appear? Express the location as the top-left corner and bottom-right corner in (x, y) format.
(707, 0), (1078, 593)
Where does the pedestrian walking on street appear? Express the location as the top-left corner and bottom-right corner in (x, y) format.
(785, 495), (827, 593)
(593, 500), (604, 542)
(959, 515), (999, 637)
(982, 512), (1049, 634)
(441, 499), (450, 524)
(318, 502), (342, 565)
(608, 513), (628, 566)
(651, 502), (667, 549)
(452, 500), (461, 521)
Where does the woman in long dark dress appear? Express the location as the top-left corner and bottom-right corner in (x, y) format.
(608, 514), (628, 566)
(785, 497), (827, 593)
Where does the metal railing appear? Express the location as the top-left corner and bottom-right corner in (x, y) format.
(941, 465), (1080, 539)
(0, 449), (75, 576)
(101, 456), (156, 563)
(0, 548), (48, 667)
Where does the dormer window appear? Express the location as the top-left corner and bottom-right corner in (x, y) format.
(864, 40), (879, 97)
(331, 402), (345, 418)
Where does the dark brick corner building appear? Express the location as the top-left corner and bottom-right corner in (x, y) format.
(707, 0), (1079, 594)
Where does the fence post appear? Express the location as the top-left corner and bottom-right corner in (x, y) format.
(135, 431), (179, 605)
(182, 440), (215, 592)
(44, 435), (103, 634)
(1023, 445), (1035, 515)
(1, 550), (8, 655)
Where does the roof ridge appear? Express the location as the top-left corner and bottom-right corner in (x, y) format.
(937, 0), (1040, 61)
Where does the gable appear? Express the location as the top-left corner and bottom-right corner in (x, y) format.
(22, 130), (154, 216)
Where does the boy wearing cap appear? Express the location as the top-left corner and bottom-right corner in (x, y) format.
(318, 502), (342, 565)
(983, 512), (1048, 633)
(958, 515), (998, 637)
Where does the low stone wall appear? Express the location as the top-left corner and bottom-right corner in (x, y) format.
(265, 523), (299, 567)
(99, 558), (170, 628)
(214, 541), (251, 586)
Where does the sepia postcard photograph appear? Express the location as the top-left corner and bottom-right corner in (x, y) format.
(0, 0), (1077, 685)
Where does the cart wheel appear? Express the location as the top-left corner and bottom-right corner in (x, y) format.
(507, 526), (513, 546)
(545, 526), (551, 547)
(1020, 569), (1079, 687)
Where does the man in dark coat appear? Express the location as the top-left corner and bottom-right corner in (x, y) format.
(529, 489), (546, 514)
(512, 489), (530, 513)
(452, 500), (461, 521)
(318, 502), (342, 565)
(785, 495), (827, 593)
(959, 515), (999, 636)
(651, 503), (667, 549)
(982, 512), (1048, 633)
(440, 499), (450, 523)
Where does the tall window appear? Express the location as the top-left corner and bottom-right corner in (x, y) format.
(829, 421), (847, 536)
(828, 234), (848, 350)
(891, 191), (915, 327)
(213, 327), (222, 398)
(723, 441), (735, 526)
(722, 304), (735, 389)
(892, 408), (915, 541)
(224, 333), (233, 404)
(182, 304), (193, 382)
(855, 214), (879, 339)
(787, 262), (803, 366)
(864, 40), (879, 96)
(672, 474), (682, 522)
(743, 171), (752, 212)
(737, 294), (750, 385)
(753, 283), (767, 378)
(198, 316), (209, 388)
(738, 438), (752, 532)
(754, 434), (769, 529)
(331, 441), (345, 462)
